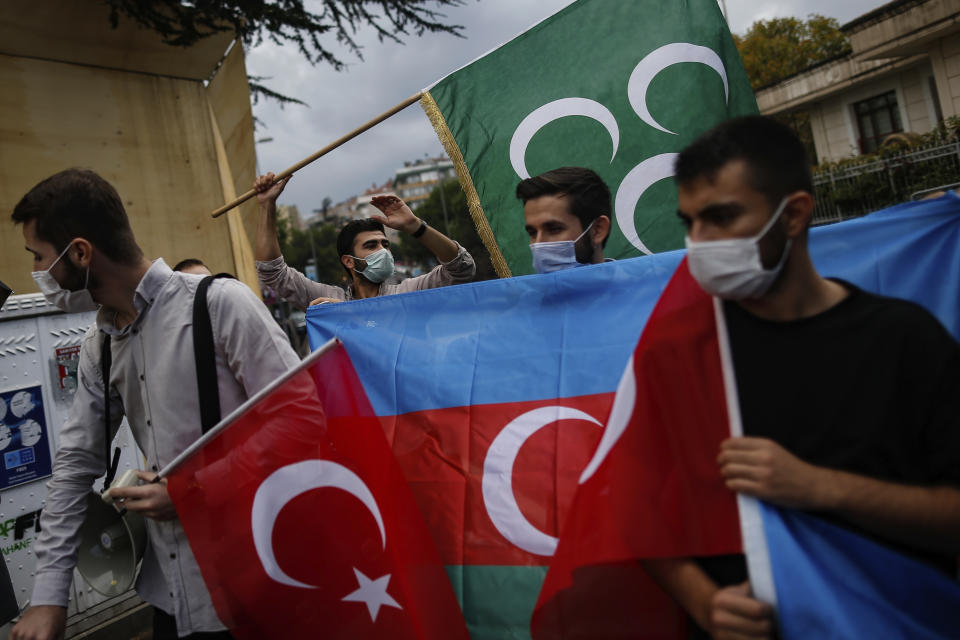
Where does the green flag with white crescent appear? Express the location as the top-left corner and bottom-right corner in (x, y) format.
(421, 0), (757, 277)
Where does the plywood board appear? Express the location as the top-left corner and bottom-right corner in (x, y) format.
(206, 42), (262, 290)
(0, 55), (235, 295)
(0, 0), (233, 80)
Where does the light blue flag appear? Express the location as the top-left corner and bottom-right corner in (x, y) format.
(758, 503), (960, 638)
(308, 191), (960, 411)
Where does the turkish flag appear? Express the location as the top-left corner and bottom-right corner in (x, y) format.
(531, 259), (742, 638)
(166, 342), (468, 640)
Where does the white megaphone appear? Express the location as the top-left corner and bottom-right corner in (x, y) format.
(75, 471), (147, 597)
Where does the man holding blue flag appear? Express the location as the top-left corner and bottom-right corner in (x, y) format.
(647, 116), (960, 639)
(516, 167), (613, 274)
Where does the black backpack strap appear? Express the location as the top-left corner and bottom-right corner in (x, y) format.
(193, 274), (233, 433)
(101, 334), (121, 491)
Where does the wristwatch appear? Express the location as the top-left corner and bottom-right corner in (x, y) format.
(412, 220), (428, 238)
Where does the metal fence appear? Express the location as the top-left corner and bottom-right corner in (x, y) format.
(812, 140), (960, 225)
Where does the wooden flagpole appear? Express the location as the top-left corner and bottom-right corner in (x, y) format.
(211, 92), (423, 218)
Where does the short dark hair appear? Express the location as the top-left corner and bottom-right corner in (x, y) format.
(172, 258), (206, 272)
(674, 116), (813, 206)
(11, 169), (142, 264)
(336, 218), (386, 276)
(516, 167), (612, 246)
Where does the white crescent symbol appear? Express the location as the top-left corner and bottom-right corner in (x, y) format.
(580, 355), (636, 484)
(510, 98), (619, 180)
(251, 460), (386, 589)
(615, 153), (678, 255)
(482, 406), (602, 556)
(628, 43), (729, 135)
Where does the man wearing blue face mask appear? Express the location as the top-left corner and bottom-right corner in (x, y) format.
(254, 173), (475, 308)
(516, 167), (613, 274)
(641, 116), (960, 640)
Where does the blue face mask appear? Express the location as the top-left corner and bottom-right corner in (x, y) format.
(350, 248), (395, 283)
(530, 221), (594, 274)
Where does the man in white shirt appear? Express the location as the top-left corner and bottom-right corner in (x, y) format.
(10, 168), (300, 640)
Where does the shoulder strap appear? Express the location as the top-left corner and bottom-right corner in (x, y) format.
(101, 334), (121, 490)
(194, 274), (234, 433)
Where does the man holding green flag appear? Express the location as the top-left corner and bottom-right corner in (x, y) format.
(518, 166), (613, 274)
(422, 0), (757, 276)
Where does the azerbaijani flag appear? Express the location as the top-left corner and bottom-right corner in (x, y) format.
(307, 193), (960, 639)
(421, 0), (757, 276)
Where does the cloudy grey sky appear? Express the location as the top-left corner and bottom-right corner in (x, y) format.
(246, 0), (887, 216)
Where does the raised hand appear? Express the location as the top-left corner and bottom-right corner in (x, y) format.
(253, 172), (292, 205)
(369, 195), (420, 234)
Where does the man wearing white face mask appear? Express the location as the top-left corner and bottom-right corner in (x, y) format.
(516, 167), (613, 274)
(640, 116), (960, 640)
(10, 169), (300, 640)
(253, 173), (475, 308)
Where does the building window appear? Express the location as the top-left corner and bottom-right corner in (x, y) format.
(854, 91), (902, 154)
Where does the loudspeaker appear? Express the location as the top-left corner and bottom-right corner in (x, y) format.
(75, 492), (146, 597)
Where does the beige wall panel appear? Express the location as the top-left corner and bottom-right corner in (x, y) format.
(929, 40), (957, 119)
(942, 31), (960, 58)
(903, 73), (931, 131)
(206, 43), (261, 283)
(0, 55), (232, 294)
(944, 48), (960, 79)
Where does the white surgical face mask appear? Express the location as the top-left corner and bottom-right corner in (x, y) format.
(350, 247), (395, 283)
(31, 241), (98, 313)
(685, 196), (792, 300)
(530, 220), (594, 274)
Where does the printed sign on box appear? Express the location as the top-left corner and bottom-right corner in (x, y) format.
(0, 385), (53, 489)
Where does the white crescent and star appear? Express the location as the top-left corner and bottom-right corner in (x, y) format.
(481, 405), (602, 557)
(250, 459), (401, 622)
(509, 98), (619, 180)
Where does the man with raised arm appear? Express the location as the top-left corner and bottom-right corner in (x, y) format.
(253, 172), (475, 308)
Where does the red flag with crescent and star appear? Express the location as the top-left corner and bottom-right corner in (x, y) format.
(166, 342), (468, 640)
(531, 259), (743, 638)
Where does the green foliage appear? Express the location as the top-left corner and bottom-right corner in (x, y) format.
(105, 0), (464, 66)
(812, 117), (960, 222)
(393, 179), (498, 281)
(733, 15), (850, 165)
(733, 15), (850, 89)
(278, 219), (349, 287)
(104, 0), (465, 109)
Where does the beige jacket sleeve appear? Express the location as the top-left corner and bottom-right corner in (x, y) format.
(256, 255), (347, 309)
(395, 242), (476, 293)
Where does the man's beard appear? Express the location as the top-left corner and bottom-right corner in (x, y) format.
(61, 254), (95, 292)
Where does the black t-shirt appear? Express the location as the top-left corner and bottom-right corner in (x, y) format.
(698, 281), (960, 588)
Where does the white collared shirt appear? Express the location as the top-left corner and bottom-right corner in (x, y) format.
(31, 259), (300, 635)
